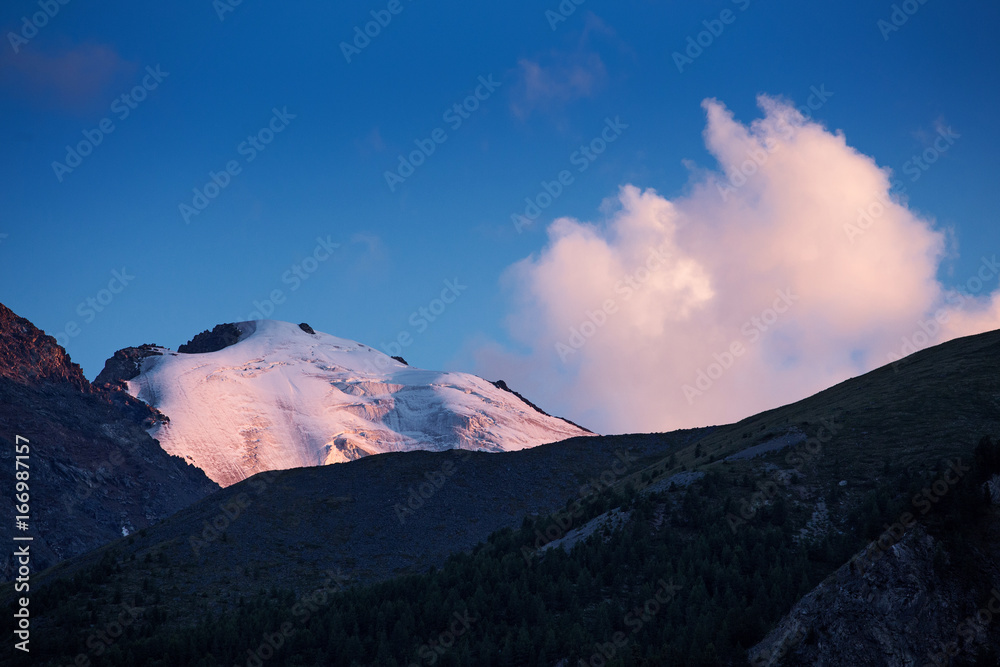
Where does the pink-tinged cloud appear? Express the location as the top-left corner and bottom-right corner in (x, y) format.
(0, 43), (134, 113)
(475, 96), (1000, 434)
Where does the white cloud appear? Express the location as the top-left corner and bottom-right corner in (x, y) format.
(475, 96), (1000, 433)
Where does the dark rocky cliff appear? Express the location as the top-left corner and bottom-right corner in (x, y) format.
(750, 499), (1000, 666)
(0, 303), (219, 579)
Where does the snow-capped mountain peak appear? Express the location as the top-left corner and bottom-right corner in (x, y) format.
(112, 320), (592, 486)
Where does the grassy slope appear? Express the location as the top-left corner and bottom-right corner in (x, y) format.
(619, 328), (1000, 498)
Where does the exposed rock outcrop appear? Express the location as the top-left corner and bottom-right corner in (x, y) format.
(177, 322), (249, 354)
(492, 378), (594, 433)
(94, 343), (162, 389)
(0, 303), (89, 392)
(750, 520), (1000, 666)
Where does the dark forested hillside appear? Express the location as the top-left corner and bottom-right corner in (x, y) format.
(7, 328), (1000, 666)
(13, 433), (1000, 666)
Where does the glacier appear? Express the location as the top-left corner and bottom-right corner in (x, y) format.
(123, 320), (593, 486)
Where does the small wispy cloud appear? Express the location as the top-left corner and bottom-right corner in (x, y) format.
(345, 232), (390, 282)
(356, 126), (386, 157)
(0, 43), (135, 113)
(509, 13), (624, 121)
(510, 51), (606, 120)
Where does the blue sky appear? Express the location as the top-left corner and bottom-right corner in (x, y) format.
(2, 0), (997, 432)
